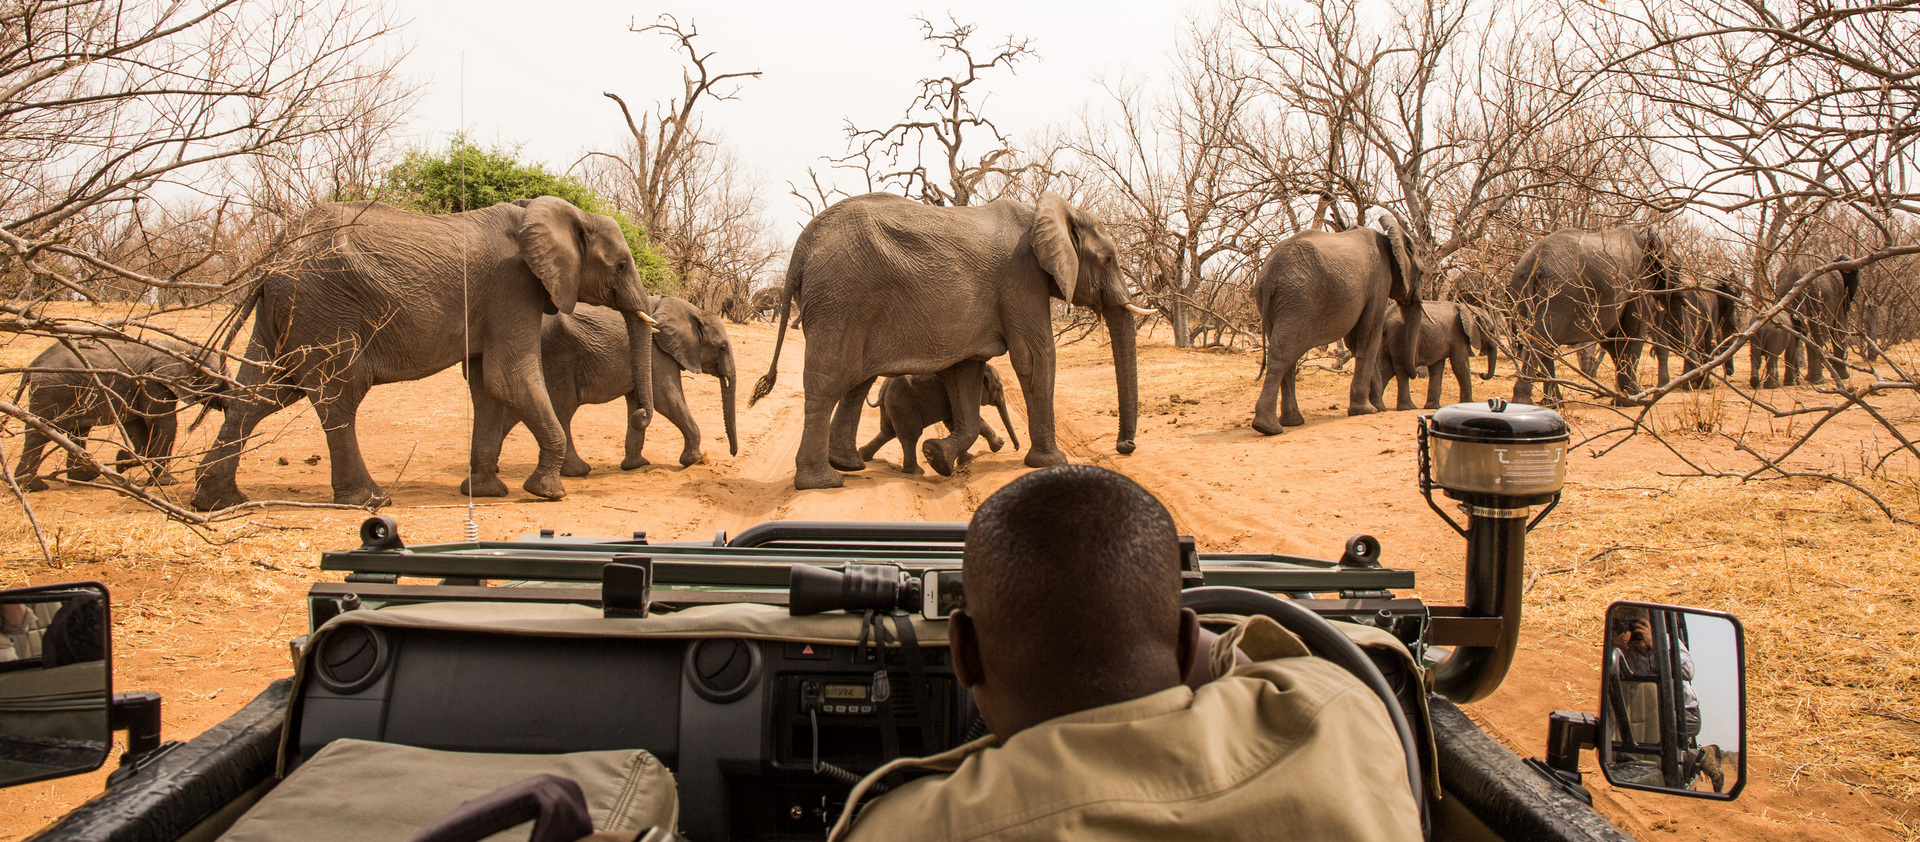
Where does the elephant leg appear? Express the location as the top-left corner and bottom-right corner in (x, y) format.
(795, 381), (849, 490)
(310, 377), (388, 507)
(1346, 312), (1384, 417)
(653, 361), (703, 468)
(1252, 333), (1292, 435)
(1764, 349), (1781, 390)
(114, 417), (146, 474)
(1784, 334), (1803, 386)
(554, 396), (592, 478)
(1802, 330), (1826, 384)
(895, 413), (924, 475)
(481, 355), (571, 500)
(139, 412), (180, 486)
(14, 425), (53, 492)
(462, 358), (514, 497)
(858, 408), (897, 463)
(1655, 346), (1672, 389)
(1601, 336), (1644, 406)
(978, 412), (1006, 452)
(189, 371), (302, 511)
(1431, 358), (1452, 409)
(826, 377), (875, 472)
(63, 423), (99, 482)
(1008, 342), (1068, 467)
(1395, 369), (1417, 412)
(619, 392), (651, 471)
(923, 360), (985, 478)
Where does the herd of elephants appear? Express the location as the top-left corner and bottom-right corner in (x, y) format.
(11, 192), (1866, 504)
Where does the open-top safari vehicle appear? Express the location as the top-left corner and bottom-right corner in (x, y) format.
(0, 401), (1746, 841)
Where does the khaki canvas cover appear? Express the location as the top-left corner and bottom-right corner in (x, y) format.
(219, 739), (676, 842)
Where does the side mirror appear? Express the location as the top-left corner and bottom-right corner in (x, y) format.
(1598, 602), (1745, 798)
(0, 583), (112, 787)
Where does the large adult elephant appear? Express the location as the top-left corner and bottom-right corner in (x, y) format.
(1648, 277), (1740, 388)
(484, 297), (736, 474)
(751, 192), (1149, 490)
(1250, 217), (1426, 434)
(1774, 255), (1860, 385)
(1508, 226), (1680, 406)
(190, 197), (656, 510)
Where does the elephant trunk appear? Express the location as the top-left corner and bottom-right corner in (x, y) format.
(624, 310), (655, 431)
(720, 353), (738, 457)
(1482, 327), (1498, 380)
(1104, 306), (1140, 454)
(1399, 302), (1423, 384)
(998, 392), (1021, 451)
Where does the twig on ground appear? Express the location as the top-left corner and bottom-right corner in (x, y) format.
(0, 440), (52, 565)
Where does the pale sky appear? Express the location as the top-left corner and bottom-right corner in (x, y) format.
(393, 0), (1199, 237)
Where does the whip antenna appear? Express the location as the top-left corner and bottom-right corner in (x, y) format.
(460, 53), (478, 543)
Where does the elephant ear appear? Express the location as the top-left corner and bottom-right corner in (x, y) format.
(652, 298), (704, 375)
(1030, 193), (1079, 304)
(1458, 306), (1486, 349)
(516, 196), (584, 315)
(1379, 215), (1424, 304)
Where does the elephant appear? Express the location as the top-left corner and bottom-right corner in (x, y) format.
(1774, 255), (1860, 385)
(14, 337), (228, 491)
(1378, 301), (1498, 411)
(1745, 310), (1799, 389)
(749, 286), (783, 322)
(1649, 276), (1741, 387)
(190, 197), (656, 510)
(751, 192), (1151, 490)
(857, 365), (1021, 474)
(485, 297), (737, 474)
(1508, 226), (1681, 406)
(1251, 216), (1426, 434)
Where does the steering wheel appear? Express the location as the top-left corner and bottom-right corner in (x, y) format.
(1183, 586), (1428, 838)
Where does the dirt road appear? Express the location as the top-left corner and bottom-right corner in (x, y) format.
(1, 310), (1914, 839)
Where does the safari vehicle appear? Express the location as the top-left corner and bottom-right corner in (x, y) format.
(0, 401), (1747, 841)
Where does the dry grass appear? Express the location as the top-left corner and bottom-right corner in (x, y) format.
(1525, 473), (1920, 801)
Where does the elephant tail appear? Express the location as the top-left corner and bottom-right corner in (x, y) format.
(749, 257), (803, 407)
(213, 282), (264, 354)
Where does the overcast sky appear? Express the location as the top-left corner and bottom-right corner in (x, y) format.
(394, 1), (1200, 237)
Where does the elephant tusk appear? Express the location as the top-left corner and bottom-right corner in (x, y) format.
(1124, 302), (1155, 316)
(636, 310), (659, 326)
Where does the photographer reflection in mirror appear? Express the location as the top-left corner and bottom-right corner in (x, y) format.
(1604, 606), (1727, 793)
(0, 590), (110, 786)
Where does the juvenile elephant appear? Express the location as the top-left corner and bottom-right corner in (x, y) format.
(752, 192), (1150, 490)
(14, 337), (228, 490)
(1379, 302), (1499, 410)
(1650, 277), (1741, 387)
(1774, 255), (1860, 385)
(1509, 226), (1681, 406)
(1251, 217), (1426, 434)
(191, 197), (656, 510)
(487, 298), (737, 473)
(1746, 310), (1798, 389)
(857, 365), (1020, 474)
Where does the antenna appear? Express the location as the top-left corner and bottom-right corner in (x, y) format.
(460, 52), (478, 543)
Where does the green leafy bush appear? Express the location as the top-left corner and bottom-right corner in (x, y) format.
(381, 134), (679, 295)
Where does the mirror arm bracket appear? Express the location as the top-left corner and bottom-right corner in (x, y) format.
(110, 691), (163, 754)
(1523, 710), (1597, 806)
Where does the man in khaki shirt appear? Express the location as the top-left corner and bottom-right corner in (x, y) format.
(830, 466), (1421, 841)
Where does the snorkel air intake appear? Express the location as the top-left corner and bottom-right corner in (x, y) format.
(1418, 398), (1569, 703)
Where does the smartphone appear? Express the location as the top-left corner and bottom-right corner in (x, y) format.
(921, 570), (964, 620)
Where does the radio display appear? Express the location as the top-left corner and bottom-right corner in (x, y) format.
(823, 683), (869, 701)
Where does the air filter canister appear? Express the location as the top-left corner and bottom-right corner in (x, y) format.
(1424, 398), (1569, 500)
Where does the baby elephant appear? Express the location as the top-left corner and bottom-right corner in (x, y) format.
(14, 337), (228, 490)
(1748, 312), (1798, 389)
(1379, 302), (1500, 410)
(858, 366), (1020, 474)
(497, 298), (737, 473)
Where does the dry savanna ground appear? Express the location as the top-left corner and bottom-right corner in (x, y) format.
(0, 304), (1916, 841)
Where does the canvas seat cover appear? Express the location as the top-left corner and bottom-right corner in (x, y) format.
(218, 739), (677, 842)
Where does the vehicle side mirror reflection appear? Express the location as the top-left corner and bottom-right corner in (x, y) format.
(0, 583), (113, 788)
(1598, 601), (1746, 799)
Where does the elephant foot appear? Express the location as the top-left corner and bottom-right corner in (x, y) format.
(987, 437), (1004, 453)
(857, 446), (881, 462)
(522, 471), (566, 501)
(1763, 380), (1780, 390)
(66, 467), (100, 483)
(561, 459), (592, 478)
(461, 474), (510, 498)
(922, 440), (957, 477)
(1252, 416), (1284, 436)
(678, 448), (705, 468)
(1023, 448), (1069, 469)
(150, 471), (179, 487)
(1115, 438), (1135, 454)
(828, 452), (865, 472)
(794, 464), (845, 490)
(1611, 396), (1641, 407)
(899, 463), (924, 475)
(334, 486), (390, 508)
(191, 481), (248, 511)
(1395, 401), (1416, 412)
(21, 477), (47, 493)
(1348, 404), (1379, 417)
(1280, 410), (1306, 427)
(1424, 402), (1441, 410)
(620, 455), (651, 471)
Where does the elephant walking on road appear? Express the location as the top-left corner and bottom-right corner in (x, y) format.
(485, 298), (736, 475)
(1774, 255), (1860, 385)
(190, 198), (657, 510)
(751, 192), (1149, 490)
(1251, 217), (1426, 434)
(14, 337), (228, 490)
(1379, 302), (1499, 410)
(1509, 226), (1681, 406)
(858, 365), (1020, 474)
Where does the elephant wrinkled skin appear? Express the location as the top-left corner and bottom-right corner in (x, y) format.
(14, 337), (228, 490)
(858, 366), (1020, 474)
(1509, 226), (1680, 406)
(752, 192), (1144, 490)
(190, 198), (656, 510)
(487, 298), (737, 474)
(1251, 217), (1426, 434)
(1774, 255), (1860, 385)
(1379, 302), (1498, 411)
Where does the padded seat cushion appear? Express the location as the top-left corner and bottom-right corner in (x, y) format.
(218, 739), (676, 842)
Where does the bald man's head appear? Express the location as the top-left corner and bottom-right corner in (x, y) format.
(955, 466), (1192, 735)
